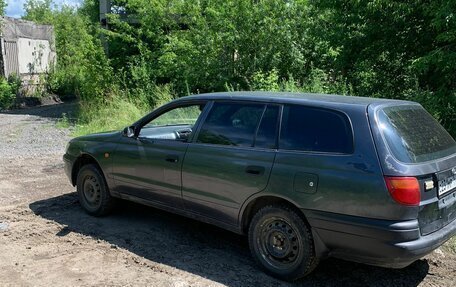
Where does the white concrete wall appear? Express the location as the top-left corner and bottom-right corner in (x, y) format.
(17, 38), (52, 74)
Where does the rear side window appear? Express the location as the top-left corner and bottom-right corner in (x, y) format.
(280, 105), (353, 153)
(254, 105), (280, 149)
(377, 105), (456, 163)
(197, 102), (264, 147)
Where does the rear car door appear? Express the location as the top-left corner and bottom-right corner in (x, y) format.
(112, 102), (207, 209)
(181, 101), (280, 226)
(266, 104), (390, 217)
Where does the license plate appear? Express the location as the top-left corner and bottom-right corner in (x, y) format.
(438, 175), (456, 196)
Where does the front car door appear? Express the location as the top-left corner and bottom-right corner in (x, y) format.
(181, 101), (280, 226)
(111, 101), (207, 209)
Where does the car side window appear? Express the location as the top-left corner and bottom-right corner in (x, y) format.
(139, 104), (205, 141)
(254, 105), (280, 149)
(145, 105), (202, 127)
(197, 102), (264, 147)
(280, 105), (353, 153)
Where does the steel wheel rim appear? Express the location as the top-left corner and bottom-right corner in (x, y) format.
(257, 217), (301, 270)
(82, 175), (101, 208)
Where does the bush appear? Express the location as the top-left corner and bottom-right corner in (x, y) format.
(7, 74), (22, 95)
(0, 78), (14, 110)
(0, 75), (21, 110)
(73, 83), (176, 135)
(74, 97), (147, 136)
(251, 69), (280, 91)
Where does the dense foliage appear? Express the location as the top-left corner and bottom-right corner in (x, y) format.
(0, 75), (21, 109)
(13, 0), (456, 136)
(314, 0), (456, 137)
(0, 0), (5, 16)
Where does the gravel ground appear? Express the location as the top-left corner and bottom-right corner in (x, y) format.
(0, 103), (455, 287)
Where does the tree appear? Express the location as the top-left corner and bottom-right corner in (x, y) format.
(105, 0), (321, 94)
(23, 0), (54, 23)
(310, 0), (455, 136)
(0, 0), (6, 16)
(23, 0), (111, 101)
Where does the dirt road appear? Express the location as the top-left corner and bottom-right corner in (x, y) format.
(0, 103), (455, 287)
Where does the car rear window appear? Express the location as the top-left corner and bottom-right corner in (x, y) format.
(280, 105), (353, 153)
(377, 105), (456, 163)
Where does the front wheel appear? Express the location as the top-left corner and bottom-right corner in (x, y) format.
(248, 205), (318, 281)
(76, 164), (115, 216)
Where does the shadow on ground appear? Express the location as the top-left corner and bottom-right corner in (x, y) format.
(30, 193), (429, 287)
(1, 101), (79, 121)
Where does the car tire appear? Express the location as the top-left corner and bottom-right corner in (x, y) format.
(76, 164), (115, 216)
(248, 205), (318, 281)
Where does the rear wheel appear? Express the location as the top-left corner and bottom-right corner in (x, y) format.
(76, 164), (115, 216)
(248, 205), (318, 281)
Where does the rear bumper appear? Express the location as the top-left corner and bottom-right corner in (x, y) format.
(304, 210), (456, 268)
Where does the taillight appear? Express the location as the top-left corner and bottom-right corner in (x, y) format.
(384, 176), (421, 206)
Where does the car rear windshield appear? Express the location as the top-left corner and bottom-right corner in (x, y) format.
(377, 105), (456, 163)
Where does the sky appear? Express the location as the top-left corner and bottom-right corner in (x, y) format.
(5, 0), (83, 18)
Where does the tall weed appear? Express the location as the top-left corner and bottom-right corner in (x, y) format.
(73, 83), (176, 135)
(0, 75), (22, 110)
(74, 97), (148, 136)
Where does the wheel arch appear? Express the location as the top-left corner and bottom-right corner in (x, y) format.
(71, 153), (104, 186)
(241, 194), (329, 259)
(240, 194), (310, 234)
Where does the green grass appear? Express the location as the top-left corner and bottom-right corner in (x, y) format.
(56, 113), (71, 129)
(72, 98), (149, 136)
(69, 83), (177, 136)
(444, 237), (456, 254)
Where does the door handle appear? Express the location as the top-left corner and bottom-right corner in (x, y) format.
(245, 166), (265, 175)
(165, 155), (179, 163)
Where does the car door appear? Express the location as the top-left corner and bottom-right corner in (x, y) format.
(112, 102), (207, 209)
(266, 104), (385, 219)
(181, 101), (280, 226)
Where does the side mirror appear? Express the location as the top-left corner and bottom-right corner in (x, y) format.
(123, 126), (136, 138)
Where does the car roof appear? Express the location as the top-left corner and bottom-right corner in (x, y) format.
(176, 92), (414, 110)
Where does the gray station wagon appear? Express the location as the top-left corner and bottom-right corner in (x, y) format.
(64, 92), (456, 280)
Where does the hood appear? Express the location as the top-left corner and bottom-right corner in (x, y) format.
(72, 130), (122, 143)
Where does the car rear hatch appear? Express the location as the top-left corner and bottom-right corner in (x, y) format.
(420, 168), (456, 235)
(368, 102), (456, 236)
